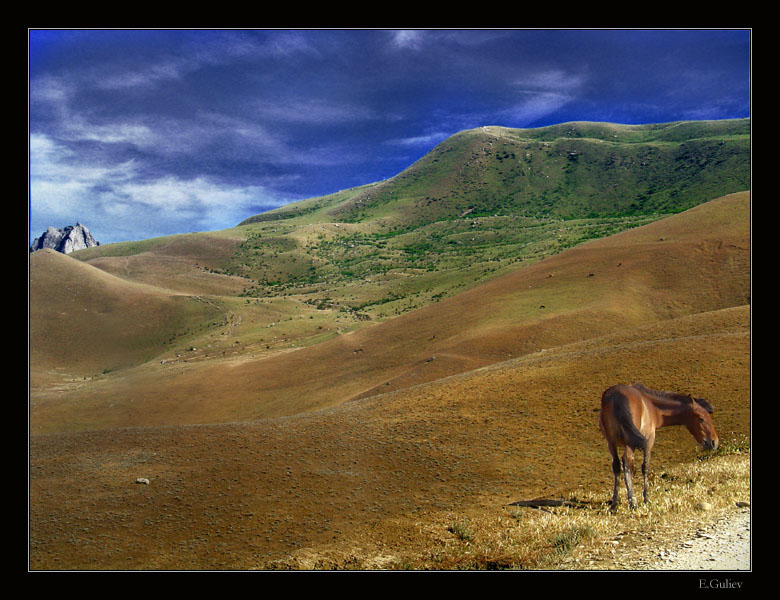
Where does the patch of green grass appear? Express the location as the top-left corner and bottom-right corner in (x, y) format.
(551, 525), (596, 556)
(221, 119), (748, 319)
(447, 520), (474, 542)
(697, 434), (751, 461)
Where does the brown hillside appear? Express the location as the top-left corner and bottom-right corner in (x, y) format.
(29, 249), (223, 387)
(29, 192), (749, 433)
(29, 303), (750, 570)
(76, 233), (249, 296)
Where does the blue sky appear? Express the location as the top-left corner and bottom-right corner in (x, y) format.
(28, 29), (751, 245)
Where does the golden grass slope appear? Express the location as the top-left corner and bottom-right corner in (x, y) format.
(74, 231), (249, 296)
(29, 249), (224, 387)
(28, 303), (750, 570)
(29, 192), (749, 433)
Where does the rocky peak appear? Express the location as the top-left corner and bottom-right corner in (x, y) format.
(30, 223), (100, 254)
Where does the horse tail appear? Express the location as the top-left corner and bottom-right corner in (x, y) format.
(602, 386), (647, 451)
(613, 398), (647, 451)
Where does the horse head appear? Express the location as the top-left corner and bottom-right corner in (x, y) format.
(685, 396), (719, 451)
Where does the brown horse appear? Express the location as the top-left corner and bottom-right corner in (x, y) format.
(599, 382), (719, 510)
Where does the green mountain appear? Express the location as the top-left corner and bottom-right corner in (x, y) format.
(226, 119), (749, 314)
(241, 118), (749, 227)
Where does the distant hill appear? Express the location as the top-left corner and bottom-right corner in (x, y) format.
(29, 249), (223, 384)
(240, 118), (749, 228)
(197, 119), (749, 311)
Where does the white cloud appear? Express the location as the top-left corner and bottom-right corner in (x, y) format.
(252, 98), (377, 125)
(390, 30), (425, 50)
(29, 74), (71, 107)
(516, 69), (586, 93)
(91, 31), (319, 93)
(96, 59), (189, 91)
(503, 92), (578, 124)
(385, 131), (450, 147)
(503, 69), (588, 124)
(68, 120), (159, 146)
(29, 133), (286, 243)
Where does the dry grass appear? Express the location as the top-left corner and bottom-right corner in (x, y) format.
(389, 445), (750, 570)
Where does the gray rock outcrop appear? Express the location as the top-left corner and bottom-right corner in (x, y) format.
(30, 223), (100, 254)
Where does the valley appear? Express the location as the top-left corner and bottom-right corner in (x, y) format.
(28, 120), (750, 571)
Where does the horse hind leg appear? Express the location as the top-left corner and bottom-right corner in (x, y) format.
(608, 443), (621, 510)
(641, 449), (650, 503)
(641, 435), (654, 504)
(622, 447), (637, 509)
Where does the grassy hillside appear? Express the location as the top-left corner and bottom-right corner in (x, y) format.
(242, 119), (749, 226)
(29, 249), (225, 386)
(30, 191), (750, 433)
(64, 120), (748, 348)
(227, 119), (748, 318)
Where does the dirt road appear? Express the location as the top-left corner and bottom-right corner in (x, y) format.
(647, 507), (751, 571)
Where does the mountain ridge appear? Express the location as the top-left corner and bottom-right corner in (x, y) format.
(239, 118), (749, 228)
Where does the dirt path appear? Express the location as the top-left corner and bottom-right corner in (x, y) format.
(585, 506), (751, 571)
(647, 507), (751, 571)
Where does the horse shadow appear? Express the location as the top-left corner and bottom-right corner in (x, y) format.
(508, 498), (609, 513)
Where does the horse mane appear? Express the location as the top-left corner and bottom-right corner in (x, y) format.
(630, 382), (692, 404)
(630, 382), (715, 413)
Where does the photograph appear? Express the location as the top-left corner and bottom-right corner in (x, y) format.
(28, 28), (751, 576)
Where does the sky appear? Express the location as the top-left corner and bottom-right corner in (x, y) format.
(28, 29), (751, 245)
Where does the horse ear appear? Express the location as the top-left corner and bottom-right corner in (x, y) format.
(694, 398), (714, 414)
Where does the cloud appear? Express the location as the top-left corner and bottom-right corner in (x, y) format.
(29, 74), (71, 107)
(95, 59), (189, 91)
(515, 69), (586, 94)
(251, 98), (378, 125)
(117, 176), (280, 229)
(502, 92), (580, 125)
(390, 30), (425, 50)
(33, 30), (318, 97)
(67, 119), (159, 147)
(500, 69), (588, 125)
(29, 133), (289, 243)
(385, 131), (450, 147)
